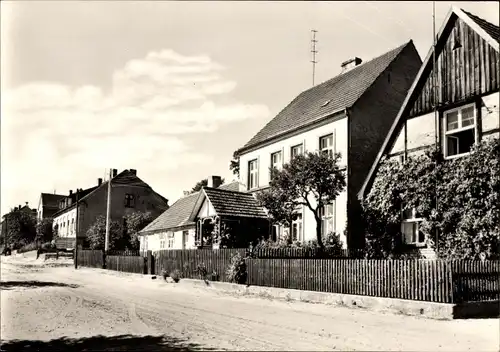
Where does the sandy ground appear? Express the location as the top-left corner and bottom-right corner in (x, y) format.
(1, 255), (499, 351)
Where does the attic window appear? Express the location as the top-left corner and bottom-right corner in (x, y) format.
(320, 100), (331, 108)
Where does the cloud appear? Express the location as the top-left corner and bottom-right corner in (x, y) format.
(1, 49), (270, 213)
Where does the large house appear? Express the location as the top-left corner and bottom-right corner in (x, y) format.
(36, 193), (66, 222)
(138, 176), (269, 251)
(359, 8), (499, 256)
(52, 169), (169, 248)
(235, 41), (422, 250)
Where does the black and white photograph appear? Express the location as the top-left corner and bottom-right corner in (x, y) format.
(0, 1), (499, 351)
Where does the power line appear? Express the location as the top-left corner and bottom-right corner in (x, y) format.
(311, 29), (318, 86)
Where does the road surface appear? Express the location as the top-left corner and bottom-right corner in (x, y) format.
(1, 255), (498, 351)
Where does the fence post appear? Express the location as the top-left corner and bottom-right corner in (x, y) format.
(147, 250), (153, 275)
(103, 250), (107, 269)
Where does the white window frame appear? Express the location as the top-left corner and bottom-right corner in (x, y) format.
(319, 134), (334, 157)
(319, 202), (334, 238)
(167, 232), (175, 248)
(270, 150), (283, 172)
(159, 233), (166, 249)
(291, 144), (303, 160)
(291, 209), (303, 242)
(248, 159), (259, 190)
(401, 206), (426, 246)
(443, 103), (478, 160)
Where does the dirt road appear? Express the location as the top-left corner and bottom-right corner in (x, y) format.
(1, 255), (498, 351)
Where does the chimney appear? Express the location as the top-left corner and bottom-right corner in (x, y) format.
(207, 175), (222, 189)
(341, 57), (362, 73)
(112, 169), (118, 178)
(129, 169), (137, 176)
(69, 190), (73, 196)
(98, 178), (103, 186)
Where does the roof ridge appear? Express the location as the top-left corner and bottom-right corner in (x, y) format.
(203, 186), (253, 196)
(304, 40), (412, 93)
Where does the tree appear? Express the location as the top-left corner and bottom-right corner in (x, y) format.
(3, 208), (37, 249)
(229, 151), (240, 178)
(36, 217), (54, 244)
(256, 151), (346, 250)
(86, 215), (124, 250)
(188, 178), (225, 194)
(123, 211), (155, 249)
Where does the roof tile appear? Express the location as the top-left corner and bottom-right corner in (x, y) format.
(239, 41), (413, 152)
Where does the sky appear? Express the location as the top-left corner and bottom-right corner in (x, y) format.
(1, 1), (498, 216)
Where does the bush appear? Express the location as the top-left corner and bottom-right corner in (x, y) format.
(17, 242), (39, 253)
(226, 252), (247, 284)
(195, 263), (208, 280)
(363, 138), (500, 260)
(170, 269), (181, 283)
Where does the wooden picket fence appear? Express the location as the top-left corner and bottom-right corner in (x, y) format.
(154, 248), (246, 279)
(76, 250), (104, 268)
(106, 255), (146, 274)
(75, 248), (499, 304)
(450, 260), (500, 303)
(250, 247), (365, 259)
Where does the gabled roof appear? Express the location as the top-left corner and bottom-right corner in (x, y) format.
(462, 9), (500, 44)
(41, 193), (66, 209)
(195, 187), (268, 219)
(139, 181), (246, 234)
(358, 7), (500, 200)
(52, 169), (168, 217)
(237, 40), (415, 154)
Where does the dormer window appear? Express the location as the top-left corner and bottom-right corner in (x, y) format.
(443, 103), (478, 159)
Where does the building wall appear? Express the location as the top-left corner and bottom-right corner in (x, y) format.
(348, 42), (422, 249)
(239, 117), (349, 245)
(140, 227), (196, 252)
(388, 91), (499, 158)
(54, 208), (77, 238)
(54, 183), (168, 241)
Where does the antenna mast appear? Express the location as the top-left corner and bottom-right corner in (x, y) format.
(311, 29), (318, 86)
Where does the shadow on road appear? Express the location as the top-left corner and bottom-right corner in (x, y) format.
(0, 281), (79, 290)
(0, 334), (220, 351)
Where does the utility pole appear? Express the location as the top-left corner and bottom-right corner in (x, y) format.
(432, 1), (440, 253)
(105, 168), (112, 251)
(311, 29), (318, 86)
(74, 189), (79, 269)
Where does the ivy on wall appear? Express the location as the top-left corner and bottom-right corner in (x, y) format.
(362, 137), (500, 260)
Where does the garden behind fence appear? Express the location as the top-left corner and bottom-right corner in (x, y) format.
(76, 248), (500, 304)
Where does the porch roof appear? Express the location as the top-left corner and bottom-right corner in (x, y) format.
(195, 187), (268, 219)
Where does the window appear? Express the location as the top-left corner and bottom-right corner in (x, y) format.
(444, 104), (477, 159)
(271, 224), (284, 242)
(182, 230), (189, 249)
(270, 151), (282, 172)
(159, 234), (166, 249)
(291, 144), (303, 159)
(320, 203), (334, 238)
(125, 194), (135, 208)
(167, 232), (175, 248)
(291, 210), (303, 242)
(71, 218), (75, 234)
(401, 206), (425, 246)
(248, 159), (258, 190)
(319, 134), (334, 157)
